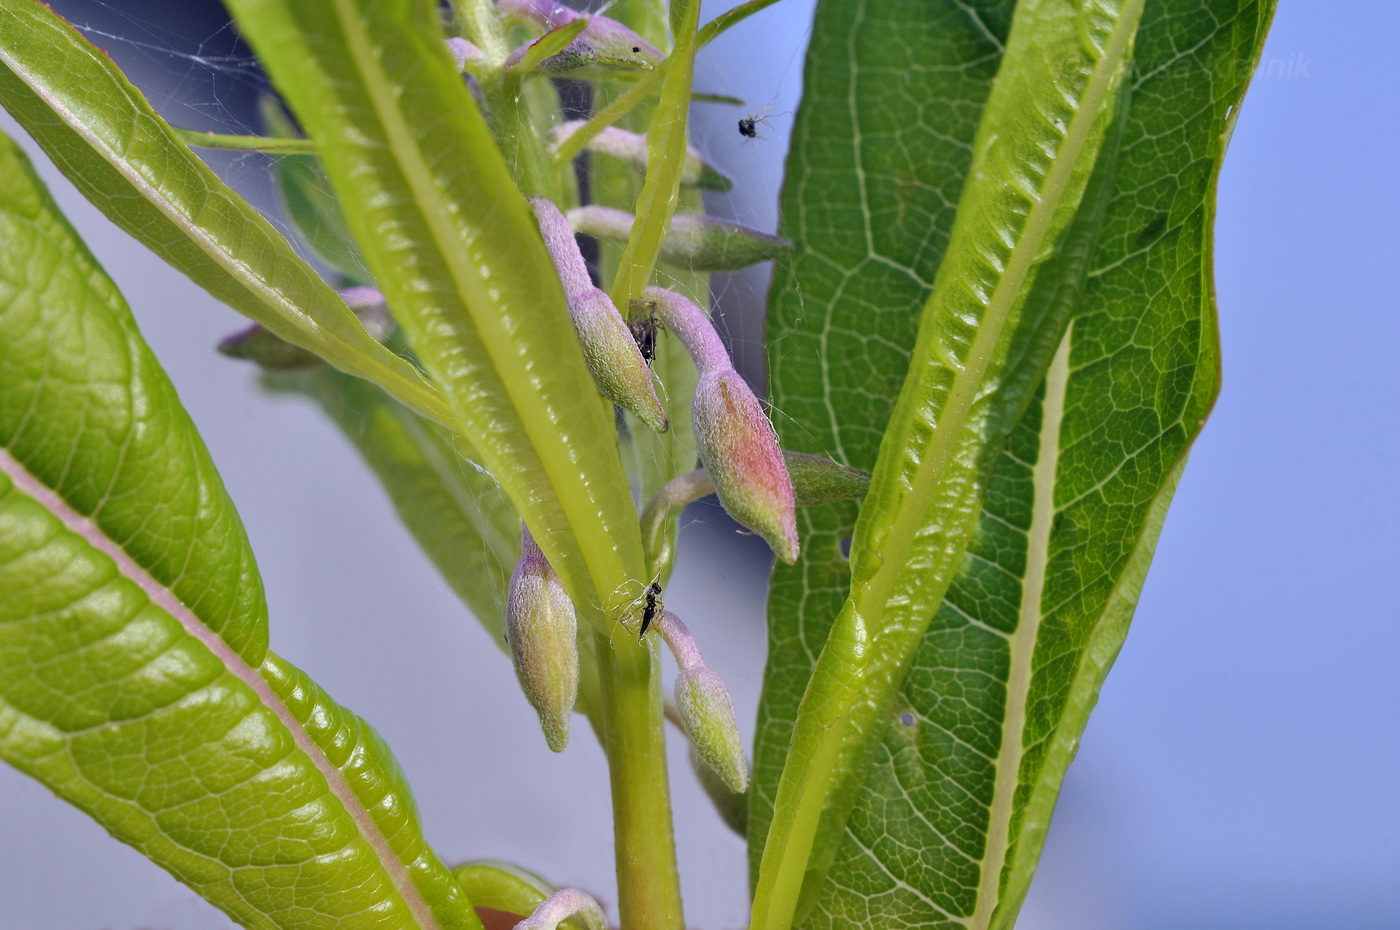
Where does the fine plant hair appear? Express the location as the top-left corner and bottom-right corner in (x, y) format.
(0, 1), (1275, 928)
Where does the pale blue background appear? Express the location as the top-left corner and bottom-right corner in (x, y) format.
(0, 2), (1395, 928)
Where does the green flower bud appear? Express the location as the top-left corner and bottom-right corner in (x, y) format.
(547, 121), (731, 191)
(570, 288), (668, 432)
(505, 526), (579, 753)
(653, 610), (749, 795)
(531, 198), (667, 432)
(675, 666), (748, 794)
(567, 205), (791, 272)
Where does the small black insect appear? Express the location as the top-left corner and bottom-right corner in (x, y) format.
(632, 46), (641, 53)
(638, 582), (662, 639)
(629, 305), (659, 363)
(737, 117), (757, 139)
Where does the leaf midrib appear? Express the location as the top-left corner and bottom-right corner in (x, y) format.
(328, 0), (638, 610)
(969, 326), (1072, 929)
(0, 445), (440, 929)
(852, 0), (1144, 624)
(0, 10), (453, 429)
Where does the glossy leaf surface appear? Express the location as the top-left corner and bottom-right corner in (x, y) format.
(751, 1), (1144, 922)
(0, 131), (480, 929)
(752, 0), (1274, 927)
(225, 0), (647, 623)
(0, 0), (449, 426)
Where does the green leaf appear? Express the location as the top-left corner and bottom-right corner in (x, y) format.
(0, 0), (450, 427)
(751, 0), (1014, 892)
(752, 0), (1275, 927)
(225, 0), (647, 624)
(0, 130), (481, 930)
(751, 1), (1145, 921)
(607, 0), (702, 309)
(453, 860), (597, 930)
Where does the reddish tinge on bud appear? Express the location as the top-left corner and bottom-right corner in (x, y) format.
(529, 197), (667, 432)
(692, 370), (799, 564)
(505, 526), (579, 753)
(641, 286), (797, 562)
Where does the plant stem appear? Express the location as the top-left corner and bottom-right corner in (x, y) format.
(594, 628), (684, 929)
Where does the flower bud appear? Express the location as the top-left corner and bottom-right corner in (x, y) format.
(637, 287), (797, 561)
(512, 887), (607, 930)
(447, 37), (484, 73)
(653, 610), (749, 795)
(548, 121), (731, 191)
(567, 205), (790, 272)
(782, 451), (872, 506)
(675, 666), (748, 794)
(506, 526), (579, 753)
(498, 0), (661, 73)
(692, 369), (799, 563)
(531, 198), (667, 432)
(569, 288), (668, 433)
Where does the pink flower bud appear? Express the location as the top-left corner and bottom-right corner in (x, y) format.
(446, 37), (483, 71)
(637, 287), (797, 561)
(506, 526), (579, 753)
(497, 0), (661, 73)
(692, 369), (799, 563)
(513, 887), (607, 930)
(548, 121), (731, 191)
(530, 197), (667, 432)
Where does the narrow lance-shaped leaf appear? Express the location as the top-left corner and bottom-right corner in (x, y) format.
(0, 131), (481, 930)
(751, 0), (1148, 925)
(225, 0), (647, 622)
(801, 5), (1275, 927)
(752, 7), (1018, 893)
(0, 0), (451, 426)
